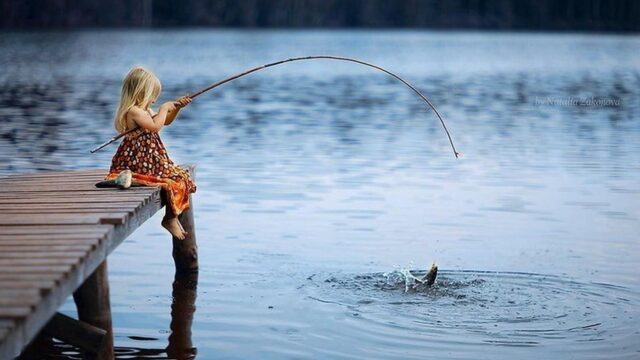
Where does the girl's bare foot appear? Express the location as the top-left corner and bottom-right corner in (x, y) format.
(162, 216), (187, 240)
(176, 218), (188, 235)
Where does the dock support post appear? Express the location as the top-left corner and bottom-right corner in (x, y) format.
(172, 166), (198, 273)
(73, 261), (114, 360)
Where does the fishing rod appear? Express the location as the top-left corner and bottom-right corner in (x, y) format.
(90, 55), (460, 158)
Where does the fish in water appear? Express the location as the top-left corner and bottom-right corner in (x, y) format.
(410, 262), (438, 287)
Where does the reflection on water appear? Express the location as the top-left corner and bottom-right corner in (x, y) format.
(167, 273), (198, 359)
(1, 30), (639, 359)
(42, 272), (198, 359)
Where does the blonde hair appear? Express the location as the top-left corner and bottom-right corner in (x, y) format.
(114, 67), (161, 133)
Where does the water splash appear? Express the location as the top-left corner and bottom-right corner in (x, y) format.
(383, 261), (438, 292)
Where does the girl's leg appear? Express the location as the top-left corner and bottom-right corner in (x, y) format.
(162, 206), (187, 240)
(177, 219), (186, 233)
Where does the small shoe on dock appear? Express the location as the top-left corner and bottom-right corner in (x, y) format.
(95, 170), (133, 189)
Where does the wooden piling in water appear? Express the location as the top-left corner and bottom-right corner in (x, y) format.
(172, 166), (198, 273)
(72, 261), (113, 360)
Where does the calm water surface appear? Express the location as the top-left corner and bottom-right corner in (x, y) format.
(0, 30), (639, 359)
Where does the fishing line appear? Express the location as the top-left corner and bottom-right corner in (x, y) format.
(90, 55), (459, 158)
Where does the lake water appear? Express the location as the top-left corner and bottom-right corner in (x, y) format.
(0, 30), (639, 359)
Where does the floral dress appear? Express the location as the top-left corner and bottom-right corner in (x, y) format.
(105, 127), (196, 215)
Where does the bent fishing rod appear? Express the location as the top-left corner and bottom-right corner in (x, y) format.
(90, 55), (460, 158)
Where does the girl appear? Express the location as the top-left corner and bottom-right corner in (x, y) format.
(106, 66), (196, 240)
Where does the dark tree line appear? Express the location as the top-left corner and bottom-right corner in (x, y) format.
(1, 0), (638, 32)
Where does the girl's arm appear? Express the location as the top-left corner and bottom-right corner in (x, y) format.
(163, 107), (179, 126)
(127, 103), (175, 132)
(164, 96), (192, 126)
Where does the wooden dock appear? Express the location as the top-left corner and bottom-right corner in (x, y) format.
(0, 168), (198, 359)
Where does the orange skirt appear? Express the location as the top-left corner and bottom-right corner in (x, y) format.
(105, 171), (193, 216)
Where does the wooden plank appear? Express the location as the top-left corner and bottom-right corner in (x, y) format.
(0, 298), (38, 308)
(0, 245), (94, 253)
(0, 183), (155, 190)
(0, 290), (41, 307)
(0, 208), (135, 215)
(0, 186), (157, 193)
(0, 179), (155, 186)
(0, 232), (106, 240)
(0, 295), (41, 308)
(0, 178), (103, 183)
(0, 298), (39, 309)
(0, 176), (104, 181)
(0, 257), (83, 266)
(0, 289), (41, 297)
(0, 190), (157, 197)
(0, 213), (129, 226)
(0, 225), (112, 235)
(1, 179), (103, 185)
(0, 237), (101, 244)
(0, 307), (32, 318)
(0, 192), (149, 204)
(0, 252), (87, 259)
(0, 177), (105, 182)
(0, 215), (103, 226)
(2, 177), (105, 182)
(0, 192), (152, 199)
(0, 280), (57, 290)
(0, 178), (103, 185)
(0, 188), (152, 195)
(0, 235), (101, 241)
(0, 208), (134, 214)
(0, 197), (150, 203)
(0, 203), (143, 210)
(0, 179), (103, 184)
(0, 265), (73, 274)
(0, 238), (98, 244)
(0, 180), (105, 185)
(0, 199), (147, 205)
(0, 188), (160, 194)
(0, 273), (64, 282)
(0, 185), (151, 190)
(0, 236), (104, 244)
(0, 192), (153, 198)
(0, 201), (146, 208)
(0, 180), (154, 187)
